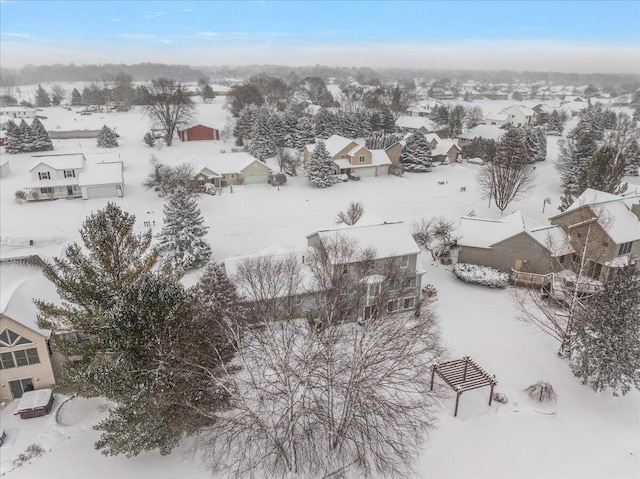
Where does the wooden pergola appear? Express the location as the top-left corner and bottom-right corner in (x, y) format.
(430, 356), (497, 417)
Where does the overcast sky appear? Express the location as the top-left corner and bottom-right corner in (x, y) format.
(1, 0), (639, 73)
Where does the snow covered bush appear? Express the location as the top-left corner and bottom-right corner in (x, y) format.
(524, 381), (557, 403)
(15, 190), (26, 203)
(97, 125), (118, 148)
(143, 132), (155, 147)
(453, 263), (509, 288)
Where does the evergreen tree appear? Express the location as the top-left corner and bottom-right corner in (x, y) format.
(578, 144), (628, 195)
(546, 110), (565, 136)
(17, 119), (36, 153)
(293, 117), (314, 150)
(157, 187), (212, 272)
(398, 132), (432, 172)
(339, 112), (360, 139)
(314, 108), (338, 139)
(249, 109), (276, 160)
(270, 113), (286, 149)
(571, 263), (640, 396)
(4, 119), (21, 154)
(380, 106), (396, 133)
(233, 104), (259, 140)
(623, 139), (640, 176)
(557, 131), (598, 205)
(368, 110), (383, 132)
(461, 137), (498, 163)
(631, 90), (640, 121)
(495, 127), (532, 165)
(35, 84), (51, 107)
(525, 126), (547, 162)
(71, 87), (83, 106)
(365, 131), (403, 149)
(30, 118), (54, 152)
(282, 109), (300, 147)
(143, 132), (156, 147)
(305, 140), (337, 188)
(97, 125), (119, 148)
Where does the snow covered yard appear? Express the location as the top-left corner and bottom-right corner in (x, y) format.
(1, 92), (638, 478)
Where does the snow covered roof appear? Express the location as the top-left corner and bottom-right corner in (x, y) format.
(0, 107), (36, 114)
(424, 133), (442, 144)
(78, 161), (124, 187)
(555, 188), (640, 244)
(457, 125), (506, 141)
(323, 135), (358, 157)
(484, 112), (509, 122)
(432, 139), (460, 157)
(309, 222), (420, 263)
(395, 116), (437, 132)
(333, 150), (391, 170)
(184, 153), (273, 176)
(1, 260), (59, 337)
(223, 247), (317, 298)
(16, 388), (53, 412)
(459, 211), (574, 255)
(29, 154), (85, 172)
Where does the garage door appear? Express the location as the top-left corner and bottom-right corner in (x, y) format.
(356, 167), (376, 177)
(87, 185), (117, 199)
(243, 174), (268, 184)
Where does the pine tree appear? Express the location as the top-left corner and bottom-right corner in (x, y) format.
(571, 263), (640, 396)
(578, 144), (628, 195)
(249, 109), (276, 160)
(631, 91), (640, 121)
(623, 139), (640, 176)
(270, 113), (286, 149)
(71, 88), (83, 106)
(293, 117), (314, 150)
(398, 132), (432, 172)
(314, 108), (338, 139)
(525, 126), (547, 162)
(557, 132), (598, 201)
(35, 84), (51, 107)
(30, 118), (54, 152)
(365, 131), (403, 149)
(305, 140), (337, 188)
(18, 119), (37, 153)
(4, 120), (21, 154)
(546, 110), (565, 136)
(157, 187), (212, 272)
(282, 109), (300, 147)
(97, 125), (119, 148)
(496, 127), (532, 165)
(233, 104), (259, 140)
(381, 106), (396, 133)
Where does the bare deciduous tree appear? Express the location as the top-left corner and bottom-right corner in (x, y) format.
(201, 238), (446, 478)
(276, 147), (302, 176)
(143, 155), (196, 196)
(142, 78), (196, 146)
(513, 205), (611, 357)
(335, 201), (365, 226)
(412, 216), (458, 261)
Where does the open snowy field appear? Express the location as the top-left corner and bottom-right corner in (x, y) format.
(1, 92), (638, 478)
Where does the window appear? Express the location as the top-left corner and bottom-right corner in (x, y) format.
(404, 276), (417, 288)
(368, 283), (380, 299)
(40, 187), (54, 194)
(359, 155), (366, 163)
(619, 241), (633, 255)
(38, 172), (50, 180)
(400, 255), (409, 268)
(403, 297), (415, 310)
(340, 154), (346, 160)
(387, 300), (399, 312)
(558, 255), (565, 264)
(602, 241), (609, 247)
(0, 329), (33, 348)
(342, 264), (348, 275)
(0, 352), (15, 369)
(576, 231), (583, 238)
(64, 170), (75, 178)
(0, 348), (40, 369)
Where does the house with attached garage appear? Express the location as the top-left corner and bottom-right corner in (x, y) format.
(457, 211), (575, 276)
(23, 153), (124, 201)
(549, 188), (640, 280)
(303, 135), (391, 178)
(223, 222), (424, 323)
(0, 256), (63, 403)
(192, 152), (274, 187)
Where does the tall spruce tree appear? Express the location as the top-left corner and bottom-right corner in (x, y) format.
(157, 187), (211, 272)
(525, 126), (547, 162)
(294, 117), (314, 150)
(571, 263), (640, 396)
(97, 125), (119, 148)
(623, 139), (640, 176)
(35, 84), (51, 107)
(249, 109), (276, 160)
(314, 108), (338, 139)
(4, 119), (21, 154)
(305, 140), (337, 188)
(546, 110), (565, 136)
(31, 118), (54, 152)
(398, 132), (432, 172)
(71, 87), (83, 106)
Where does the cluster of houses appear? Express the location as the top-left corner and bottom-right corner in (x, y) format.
(458, 188), (640, 288)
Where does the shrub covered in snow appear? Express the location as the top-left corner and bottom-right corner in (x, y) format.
(524, 381), (557, 403)
(453, 263), (509, 288)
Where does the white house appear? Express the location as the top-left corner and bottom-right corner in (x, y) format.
(500, 105), (535, 127)
(395, 116), (438, 135)
(23, 153), (124, 201)
(0, 107), (37, 119)
(456, 124), (507, 147)
(484, 111), (509, 126)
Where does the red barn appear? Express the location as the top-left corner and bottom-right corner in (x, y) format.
(177, 124), (220, 141)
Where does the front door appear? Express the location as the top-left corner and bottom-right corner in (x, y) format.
(67, 186), (74, 196)
(9, 378), (34, 399)
(364, 305), (377, 321)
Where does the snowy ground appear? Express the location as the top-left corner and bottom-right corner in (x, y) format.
(1, 91), (638, 478)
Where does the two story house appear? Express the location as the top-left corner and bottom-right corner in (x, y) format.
(303, 135), (391, 178)
(223, 222), (424, 323)
(23, 153), (124, 201)
(0, 256), (62, 402)
(500, 105), (535, 127)
(549, 188), (640, 280)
